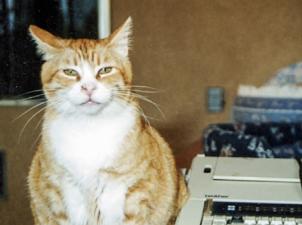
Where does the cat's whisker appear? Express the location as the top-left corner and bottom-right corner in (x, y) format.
(15, 89), (44, 98)
(123, 86), (161, 93)
(20, 93), (46, 101)
(137, 107), (162, 122)
(134, 95), (166, 120)
(16, 99), (62, 145)
(134, 105), (151, 127)
(13, 101), (47, 122)
(127, 85), (158, 90)
(120, 88), (161, 94)
(117, 91), (166, 120)
(42, 99), (61, 111)
(115, 93), (163, 125)
(30, 132), (42, 152)
(33, 99), (63, 131)
(34, 114), (44, 130)
(135, 103), (163, 122)
(115, 96), (152, 126)
(115, 95), (132, 106)
(132, 89), (161, 94)
(16, 88), (57, 98)
(17, 104), (48, 143)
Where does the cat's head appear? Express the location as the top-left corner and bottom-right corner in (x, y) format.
(29, 18), (134, 116)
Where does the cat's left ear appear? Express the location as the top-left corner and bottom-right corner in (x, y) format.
(29, 25), (64, 60)
(107, 17), (132, 58)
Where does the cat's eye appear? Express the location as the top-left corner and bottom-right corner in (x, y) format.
(63, 69), (79, 77)
(98, 67), (113, 75)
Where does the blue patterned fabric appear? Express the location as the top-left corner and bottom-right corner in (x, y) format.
(267, 62), (302, 85)
(203, 123), (302, 158)
(233, 96), (302, 123)
(235, 96), (302, 110)
(233, 62), (302, 123)
(233, 106), (302, 123)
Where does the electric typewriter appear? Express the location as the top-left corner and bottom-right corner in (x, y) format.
(176, 155), (302, 225)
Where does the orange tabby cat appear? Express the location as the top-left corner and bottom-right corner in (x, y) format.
(28, 17), (188, 225)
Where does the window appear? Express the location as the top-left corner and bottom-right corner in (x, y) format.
(0, 0), (98, 99)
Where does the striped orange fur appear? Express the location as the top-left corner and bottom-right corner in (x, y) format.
(28, 17), (188, 225)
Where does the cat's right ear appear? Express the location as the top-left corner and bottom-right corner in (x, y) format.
(107, 17), (133, 58)
(29, 25), (64, 60)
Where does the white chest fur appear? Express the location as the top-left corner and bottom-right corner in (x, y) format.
(46, 104), (136, 224)
(62, 176), (128, 225)
(46, 104), (136, 180)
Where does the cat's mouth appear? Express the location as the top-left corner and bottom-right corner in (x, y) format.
(80, 99), (101, 106)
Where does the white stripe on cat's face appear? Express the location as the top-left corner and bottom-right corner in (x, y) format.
(53, 61), (121, 115)
(68, 62), (112, 104)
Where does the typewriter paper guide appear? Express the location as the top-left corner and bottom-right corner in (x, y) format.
(188, 156), (302, 203)
(213, 157), (300, 183)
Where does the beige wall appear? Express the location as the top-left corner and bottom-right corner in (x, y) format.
(2, 0), (302, 224)
(0, 106), (42, 225)
(112, 0), (302, 151)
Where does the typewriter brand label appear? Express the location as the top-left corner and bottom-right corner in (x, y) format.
(205, 194), (229, 198)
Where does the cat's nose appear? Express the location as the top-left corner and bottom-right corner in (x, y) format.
(81, 82), (97, 96)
